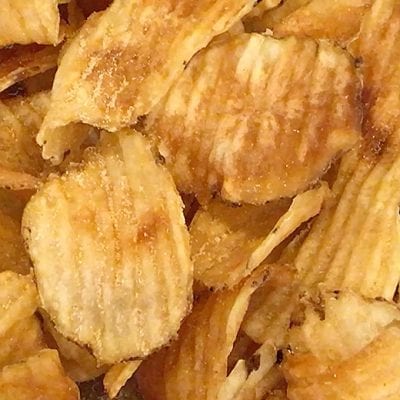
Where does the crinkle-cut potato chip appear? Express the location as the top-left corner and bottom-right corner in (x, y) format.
(0, 45), (59, 93)
(289, 291), (400, 364)
(0, 349), (79, 400)
(42, 313), (107, 382)
(104, 360), (142, 399)
(37, 0), (257, 164)
(0, 316), (45, 370)
(191, 185), (327, 289)
(294, 147), (400, 301)
(349, 0), (400, 138)
(219, 342), (284, 400)
(23, 129), (193, 364)
(250, 0), (373, 45)
(147, 33), (360, 204)
(242, 264), (297, 345)
(136, 267), (269, 400)
(283, 323), (400, 400)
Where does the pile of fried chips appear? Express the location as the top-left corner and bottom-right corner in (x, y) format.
(1, 0), (400, 399)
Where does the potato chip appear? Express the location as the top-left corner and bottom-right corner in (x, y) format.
(147, 33), (360, 204)
(0, 1), (65, 46)
(0, 349), (79, 399)
(104, 360), (142, 399)
(294, 148), (400, 301)
(23, 129), (193, 364)
(289, 291), (400, 364)
(284, 323), (400, 400)
(191, 185), (327, 289)
(0, 45), (59, 93)
(37, 0), (258, 164)
(250, 0), (373, 45)
(136, 267), (269, 400)
(42, 313), (107, 382)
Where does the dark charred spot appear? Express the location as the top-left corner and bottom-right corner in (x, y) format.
(155, 153), (166, 165)
(276, 349), (284, 364)
(354, 57), (363, 68)
(394, 284), (399, 303)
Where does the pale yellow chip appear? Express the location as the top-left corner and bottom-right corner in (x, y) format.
(0, 349), (79, 399)
(0, 1), (65, 46)
(191, 185), (327, 288)
(136, 266), (269, 400)
(37, 0), (257, 164)
(103, 360), (142, 399)
(42, 313), (107, 382)
(147, 33), (360, 204)
(0, 45), (59, 93)
(284, 323), (400, 400)
(248, 0), (373, 45)
(23, 129), (193, 364)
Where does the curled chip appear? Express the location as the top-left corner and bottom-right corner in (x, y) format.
(103, 360), (142, 399)
(37, 0), (257, 164)
(284, 323), (400, 400)
(0, 349), (79, 399)
(137, 266), (269, 400)
(249, 0), (373, 45)
(0, 45), (59, 93)
(288, 291), (400, 364)
(147, 33), (360, 204)
(191, 185), (327, 288)
(23, 129), (193, 364)
(294, 148), (400, 301)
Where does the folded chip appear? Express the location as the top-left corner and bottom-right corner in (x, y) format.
(249, 0), (373, 45)
(191, 185), (327, 289)
(0, 45), (59, 93)
(284, 323), (400, 399)
(0, 349), (79, 399)
(294, 148), (400, 301)
(103, 360), (142, 399)
(136, 266), (269, 400)
(37, 0), (258, 164)
(147, 33), (360, 204)
(23, 129), (193, 364)
(0, 1), (65, 46)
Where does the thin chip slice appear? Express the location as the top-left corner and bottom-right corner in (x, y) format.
(0, 349), (79, 400)
(294, 148), (400, 301)
(37, 0), (258, 164)
(136, 267), (269, 400)
(0, 45), (59, 93)
(191, 185), (327, 289)
(23, 129), (193, 364)
(42, 313), (107, 382)
(147, 33), (360, 204)
(104, 361), (142, 399)
(284, 323), (400, 400)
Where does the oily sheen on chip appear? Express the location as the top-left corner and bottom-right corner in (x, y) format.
(23, 130), (193, 364)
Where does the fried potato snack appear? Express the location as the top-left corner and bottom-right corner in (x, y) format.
(136, 267), (268, 400)
(37, 0), (257, 163)
(191, 185), (327, 289)
(0, 349), (79, 400)
(23, 129), (193, 364)
(0, 1), (65, 46)
(0, 45), (59, 93)
(147, 33), (360, 204)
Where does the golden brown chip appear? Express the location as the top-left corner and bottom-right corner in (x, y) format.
(284, 323), (400, 400)
(147, 33), (360, 204)
(191, 185), (327, 289)
(37, 0), (258, 164)
(249, 0), (373, 45)
(103, 361), (142, 399)
(23, 129), (193, 364)
(136, 267), (269, 400)
(0, 349), (79, 399)
(0, 45), (59, 93)
(294, 148), (400, 301)
(0, 1), (65, 46)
